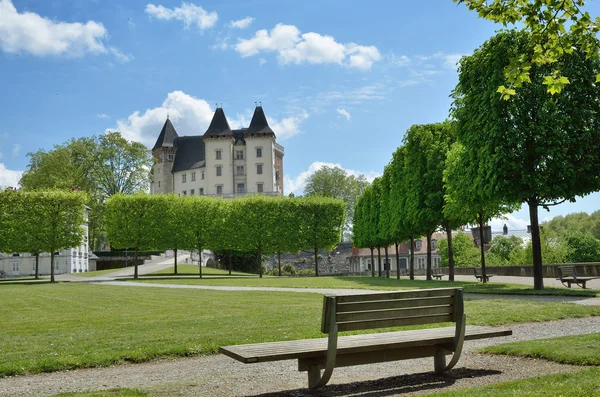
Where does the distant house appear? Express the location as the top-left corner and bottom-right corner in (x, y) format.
(0, 208), (90, 277)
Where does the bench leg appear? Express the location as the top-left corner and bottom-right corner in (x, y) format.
(307, 364), (321, 389)
(578, 281), (587, 289)
(434, 350), (446, 373)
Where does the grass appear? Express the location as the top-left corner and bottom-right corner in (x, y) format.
(431, 367), (600, 396)
(54, 389), (146, 397)
(481, 332), (600, 365)
(126, 275), (600, 297)
(1, 283), (600, 377)
(145, 264), (253, 277)
(0, 276), (41, 282)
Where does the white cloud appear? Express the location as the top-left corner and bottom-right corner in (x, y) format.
(235, 23), (381, 70)
(388, 54), (410, 67)
(145, 2), (218, 31)
(0, 163), (22, 188)
(488, 214), (530, 232)
(109, 90), (214, 147)
(108, 47), (133, 63)
(0, 0), (113, 58)
(285, 161), (380, 196)
(336, 108), (351, 121)
(11, 144), (21, 157)
(230, 17), (254, 29)
(97, 113), (110, 119)
(259, 57), (266, 66)
(110, 91), (308, 146)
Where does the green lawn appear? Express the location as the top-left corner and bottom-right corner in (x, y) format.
(0, 276), (42, 282)
(126, 275), (600, 297)
(431, 367), (600, 396)
(482, 332), (600, 365)
(1, 283), (600, 377)
(145, 264), (254, 277)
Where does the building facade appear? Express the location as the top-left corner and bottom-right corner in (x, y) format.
(0, 208), (90, 277)
(150, 106), (284, 197)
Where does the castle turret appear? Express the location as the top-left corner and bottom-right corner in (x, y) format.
(151, 117), (179, 194)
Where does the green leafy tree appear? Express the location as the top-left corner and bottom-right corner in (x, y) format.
(105, 194), (167, 279)
(490, 235), (524, 262)
(453, 29), (600, 289)
(543, 212), (600, 240)
(181, 196), (221, 278)
(161, 194), (190, 274)
(304, 166), (369, 240)
(455, 0), (600, 97)
(271, 198), (303, 276)
(437, 233), (480, 268)
(563, 231), (600, 263)
(298, 196), (345, 276)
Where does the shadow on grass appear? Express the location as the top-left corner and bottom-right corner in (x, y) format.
(138, 273), (258, 278)
(250, 368), (501, 397)
(0, 280), (59, 286)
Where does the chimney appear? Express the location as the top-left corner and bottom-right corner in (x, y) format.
(503, 224), (508, 235)
(527, 225), (531, 233)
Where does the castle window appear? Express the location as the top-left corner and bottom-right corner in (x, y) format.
(237, 183), (245, 194)
(216, 185), (223, 195)
(182, 190), (187, 196)
(182, 174), (187, 183)
(158, 181), (161, 188)
(257, 183), (263, 193)
(236, 166), (244, 176)
(256, 164), (263, 175)
(190, 189), (195, 196)
(415, 240), (422, 251)
(201, 172), (204, 180)
(216, 166), (222, 177)
(216, 150), (222, 160)
(167, 154), (174, 161)
(191, 172), (196, 182)
(199, 188), (204, 195)
(236, 150), (244, 160)
(256, 147), (262, 158)
(431, 239), (437, 250)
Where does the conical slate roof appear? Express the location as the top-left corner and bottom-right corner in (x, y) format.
(247, 106), (274, 136)
(152, 118), (179, 150)
(204, 108), (232, 137)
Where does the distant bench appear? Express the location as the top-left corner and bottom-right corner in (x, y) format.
(220, 287), (512, 389)
(432, 273), (445, 280)
(474, 269), (495, 282)
(557, 265), (598, 289)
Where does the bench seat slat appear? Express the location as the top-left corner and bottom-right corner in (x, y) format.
(219, 325), (512, 364)
(337, 296), (455, 313)
(336, 305), (453, 323)
(335, 288), (456, 303)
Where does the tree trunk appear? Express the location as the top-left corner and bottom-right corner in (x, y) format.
(426, 231), (432, 281)
(258, 246), (263, 278)
(314, 247), (319, 277)
(35, 252), (40, 280)
(446, 224), (455, 282)
(377, 247), (382, 277)
(134, 247), (139, 279)
(198, 247), (203, 278)
(478, 214), (487, 283)
(174, 248), (178, 275)
(228, 250), (232, 275)
(384, 246), (390, 278)
(370, 247), (375, 277)
(528, 198), (544, 290)
(409, 236), (415, 280)
(278, 251), (282, 277)
(50, 251), (55, 283)
(395, 242), (400, 280)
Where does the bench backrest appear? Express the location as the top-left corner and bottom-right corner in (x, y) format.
(558, 266), (576, 278)
(321, 288), (463, 333)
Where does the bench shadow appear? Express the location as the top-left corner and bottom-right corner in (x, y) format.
(248, 368), (502, 397)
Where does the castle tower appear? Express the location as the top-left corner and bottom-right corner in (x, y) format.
(203, 107), (234, 196)
(150, 117), (179, 194)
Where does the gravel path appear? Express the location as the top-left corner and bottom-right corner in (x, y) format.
(1, 317), (599, 397)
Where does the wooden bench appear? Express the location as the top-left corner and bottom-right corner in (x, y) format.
(557, 265), (598, 289)
(432, 273), (445, 280)
(474, 269), (494, 282)
(219, 288), (512, 389)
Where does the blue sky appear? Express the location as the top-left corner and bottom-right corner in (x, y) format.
(1, 0), (599, 231)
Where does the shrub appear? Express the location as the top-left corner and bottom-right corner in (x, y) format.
(281, 264), (296, 275)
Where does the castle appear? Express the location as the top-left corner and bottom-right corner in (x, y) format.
(150, 105), (284, 197)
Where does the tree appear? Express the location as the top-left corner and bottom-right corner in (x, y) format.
(270, 198), (303, 276)
(298, 196), (346, 276)
(105, 194), (166, 279)
(453, 29), (600, 289)
(20, 133), (152, 250)
(455, 0), (600, 97)
(489, 235), (524, 262)
(161, 194), (189, 274)
(15, 190), (88, 282)
(437, 233), (480, 268)
(304, 166), (369, 240)
(543, 212), (600, 240)
(563, 231), (600, 263)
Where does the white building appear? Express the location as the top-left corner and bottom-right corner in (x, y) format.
(0, 208), (90, 277)
(150, 105), (284, 197)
